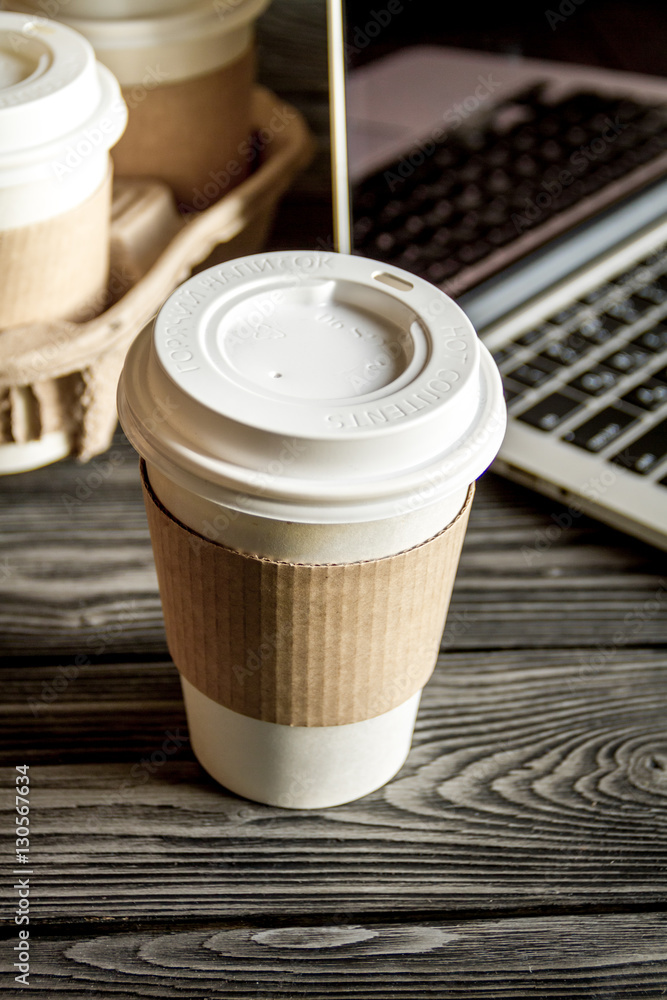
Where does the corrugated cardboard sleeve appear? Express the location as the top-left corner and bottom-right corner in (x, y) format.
(0, 168), (112, 330)
(142, 463), (474, 727)
(113, 45), (255, 208)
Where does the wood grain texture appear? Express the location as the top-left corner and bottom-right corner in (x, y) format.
(2, 913), (667, 999)
(2, 650), (666, 922)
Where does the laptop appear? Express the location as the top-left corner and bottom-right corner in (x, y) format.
(326, 2), (667, 550)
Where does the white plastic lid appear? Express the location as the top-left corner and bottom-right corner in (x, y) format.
(0, 12), (126, 191)
(41, 1), (193, 16)
(10, 0), (270, 85)
(118, 251), (507, 523)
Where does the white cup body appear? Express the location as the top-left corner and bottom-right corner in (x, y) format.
(182, 677), (423, 809)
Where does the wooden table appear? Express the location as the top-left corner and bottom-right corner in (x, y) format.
(3, 4), (667, 992)
(2, 423), (667, 997)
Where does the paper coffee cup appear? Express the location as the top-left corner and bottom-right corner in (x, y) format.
(11, 0), (271, 207)
(0, 12), (126, 473)
(0, 12), (127, 326)
(117, 250), (506, 808)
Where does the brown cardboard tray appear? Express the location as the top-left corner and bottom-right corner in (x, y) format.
(0, 87), (315, 465)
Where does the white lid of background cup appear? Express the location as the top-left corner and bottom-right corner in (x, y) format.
(37, 1), (195, 16)
(0, 12), (127, 226)
(118, 251), (507, 524)
(9, 0), (271, 85)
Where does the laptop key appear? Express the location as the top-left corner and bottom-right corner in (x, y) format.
(605, 299), (642, 323)
(372, 232), (398, 254)
(568, 364), (621, 396)
(635, 281), (667, 305)
(376, 200), (405, 226)
(539, 331), (594, 366)
(456, 240), (492, 264)
(601, 342), (652, 374)
(579, 314), (623, 344)
(562, 406), (638, 452)
(487, 221), (523, 246)
(622, 379), (667, 411)
(518, 391), (583, 431)
(507, 356), (558, 388)
(633, 324), (667, 353)
(423, 200), (454, 226)
(611, 419), (667, 474)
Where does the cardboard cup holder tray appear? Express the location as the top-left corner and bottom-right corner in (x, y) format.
(0, 87), (315, 466)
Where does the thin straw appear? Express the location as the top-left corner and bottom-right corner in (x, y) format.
(326, 0), (351, 254)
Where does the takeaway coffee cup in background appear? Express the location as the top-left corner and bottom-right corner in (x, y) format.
(10, 0), (271, 208)
(0, 12), (126, 473)
(117, 250), (506, 808)
(0, 11), (127, 328)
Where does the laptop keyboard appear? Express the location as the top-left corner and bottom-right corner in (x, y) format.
(493, 242), (667, 482)
(352, 85), (667, 292)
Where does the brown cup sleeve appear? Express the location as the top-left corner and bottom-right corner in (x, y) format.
(141, 462), (474, 727)
(0, 168), (112, 329)
(114, 45), (255, 208)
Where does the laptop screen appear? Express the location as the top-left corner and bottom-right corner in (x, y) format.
(258, 0), (667, 322)
(256, 0), (667, 552)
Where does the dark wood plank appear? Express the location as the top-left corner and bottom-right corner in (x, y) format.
(2, 650), (666, 922)
(2, 913), (667, 999)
